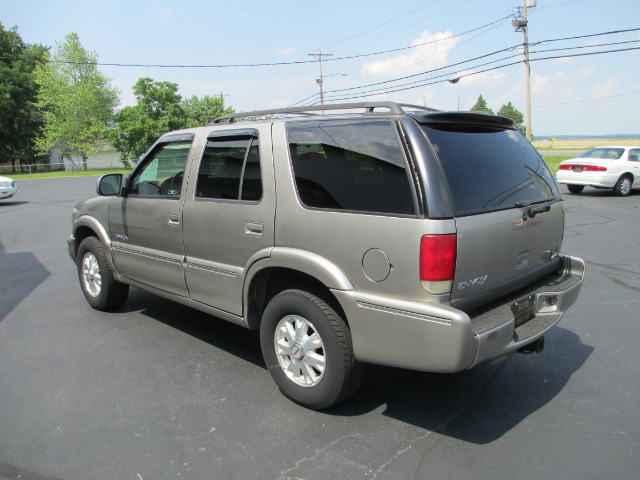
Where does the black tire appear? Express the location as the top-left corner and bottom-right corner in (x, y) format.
(77, 236), (129, 311)
(567, 184), (584, 194)
(260, 289), (363, 410)
(614, 175), (633, 196)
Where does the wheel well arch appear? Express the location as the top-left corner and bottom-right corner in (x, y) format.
(245, 267), (347, 331)
(73, 225), (99, 258)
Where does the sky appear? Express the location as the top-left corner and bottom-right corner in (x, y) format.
(2, 0), (639, 136)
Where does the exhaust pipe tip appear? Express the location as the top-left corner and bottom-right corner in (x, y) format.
(518, 336), (545, 354)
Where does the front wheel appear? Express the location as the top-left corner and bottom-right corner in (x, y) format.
(260, 289), (363, 410)
(614, 175), (633, 196)
(567, 184), (584, 194)
(77, 237), (129, 311)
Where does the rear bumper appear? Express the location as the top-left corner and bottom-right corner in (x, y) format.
(556, 170), (617, 188)
(333, 255), (585, 373)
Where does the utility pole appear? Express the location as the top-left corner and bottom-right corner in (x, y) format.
(513, 0), (534, 141)
(308, 50), (333, 105)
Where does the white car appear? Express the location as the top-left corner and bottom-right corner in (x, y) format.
(0, 176), (17, 200)
(556, 146), (640, 196)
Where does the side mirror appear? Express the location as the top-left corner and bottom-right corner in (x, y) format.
(97, 174), (124, 196)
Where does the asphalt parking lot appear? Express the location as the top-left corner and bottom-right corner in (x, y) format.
(1, 176), (638, 480)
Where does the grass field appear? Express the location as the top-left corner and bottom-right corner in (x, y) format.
(4, 168), (130, 181)
(533, 138), (640, 150)
(6, 158), (569, 179)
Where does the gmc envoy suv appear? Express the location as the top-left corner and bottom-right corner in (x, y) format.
(68, 102), (585, 409)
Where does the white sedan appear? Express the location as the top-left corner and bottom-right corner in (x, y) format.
(556, 146), (640, 196)
(0, 176), (17, 199)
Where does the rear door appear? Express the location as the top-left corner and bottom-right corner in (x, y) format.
(181, 124), (275, 316)
(420, 122), (563, 311)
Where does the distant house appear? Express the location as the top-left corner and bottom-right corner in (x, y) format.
(49, 142), (133, 170)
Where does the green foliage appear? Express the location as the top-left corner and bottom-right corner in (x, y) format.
(113, 81), (236, 161)
(470, 94), (529, 137)
(498, 101), (526, 136)
(0, 23), (49, 168)
(112, 78), (186, 160)
(35, 33), (119, 166)
(470, 94), (494, 115)
(183, 95), (234, 127)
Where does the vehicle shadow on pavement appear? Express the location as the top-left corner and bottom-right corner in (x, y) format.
(333, 326), (593, 444)
(118, 288), (592, 444)
(0, 239), (50, 323)
(121, 287), (264, 368)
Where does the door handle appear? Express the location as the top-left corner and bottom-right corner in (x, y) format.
(245, 221), (264, 236)
(168, 214), (181, 226)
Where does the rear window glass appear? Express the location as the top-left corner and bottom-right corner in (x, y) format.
(287, 120), (416, 215)
(579, 148), (624, 159)
(422, 125), (560, 215)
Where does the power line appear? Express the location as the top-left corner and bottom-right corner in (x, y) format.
(0, 15), (518, 70)
(317, 46), (640, 103)
(291, 28), (640, 104)
(537, 90), (640, 107)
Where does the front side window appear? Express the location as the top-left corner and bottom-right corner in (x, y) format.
(129, 140), (192, 197)
(195, 134), (262, 201)
(287, 119), (416, 215)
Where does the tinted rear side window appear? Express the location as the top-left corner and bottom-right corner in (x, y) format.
(422, 125), (560, 215)
(287, 119), (416, 215)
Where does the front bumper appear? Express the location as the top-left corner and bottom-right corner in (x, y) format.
(333, 255), (585, 373)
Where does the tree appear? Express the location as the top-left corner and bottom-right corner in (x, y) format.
(183, 95), (234, 128)
(35, 33), (119, 170)
(0, 23), (49, 171)
(112, 78), (186, 161)
(498, 102), (526, 137)
(470, 94), (494, 115)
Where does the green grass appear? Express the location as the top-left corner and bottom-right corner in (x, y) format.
(542, 156), (573, 174)
(6, 156), (568, 179)
(6, 167), (131, 180)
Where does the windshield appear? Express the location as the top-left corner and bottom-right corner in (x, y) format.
(579, 148), (624, 160)
(422, 124), (560, 216)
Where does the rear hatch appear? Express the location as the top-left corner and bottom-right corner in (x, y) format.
(418, 113), (563, 313)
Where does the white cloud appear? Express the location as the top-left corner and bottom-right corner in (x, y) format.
(362, 30), (459, 77)
(591, 78), (619, 97)
(277, 47), (295, 56)
(158, 6), (175, 25)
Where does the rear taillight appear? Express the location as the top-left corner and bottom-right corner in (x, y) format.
(559, 164), (607, 172)
(420, 234), (456, 295)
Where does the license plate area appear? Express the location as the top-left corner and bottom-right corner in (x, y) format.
(511, 294), (535, 328)
(572, 166), (584, 173)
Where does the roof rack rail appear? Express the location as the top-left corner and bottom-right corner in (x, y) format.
(209, 102), (439, 124)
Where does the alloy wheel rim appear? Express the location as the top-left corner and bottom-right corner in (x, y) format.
(621, 178), (631, 194)
(274, 315), (326, 387)
(82, 252), (102, 297)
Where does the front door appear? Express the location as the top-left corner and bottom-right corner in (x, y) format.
(109, 134), (196, 296)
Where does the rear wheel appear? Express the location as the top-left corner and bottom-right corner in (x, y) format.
(260, 289), (363, 410)
(567, 184), (584, 194)
(614, 175), (633, 196)
(77, 237), (129, 311)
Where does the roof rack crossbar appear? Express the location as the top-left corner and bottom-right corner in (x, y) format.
(209, 102), (409, 124)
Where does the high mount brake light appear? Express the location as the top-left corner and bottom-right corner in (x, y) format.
(420, 234), (456, 295)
